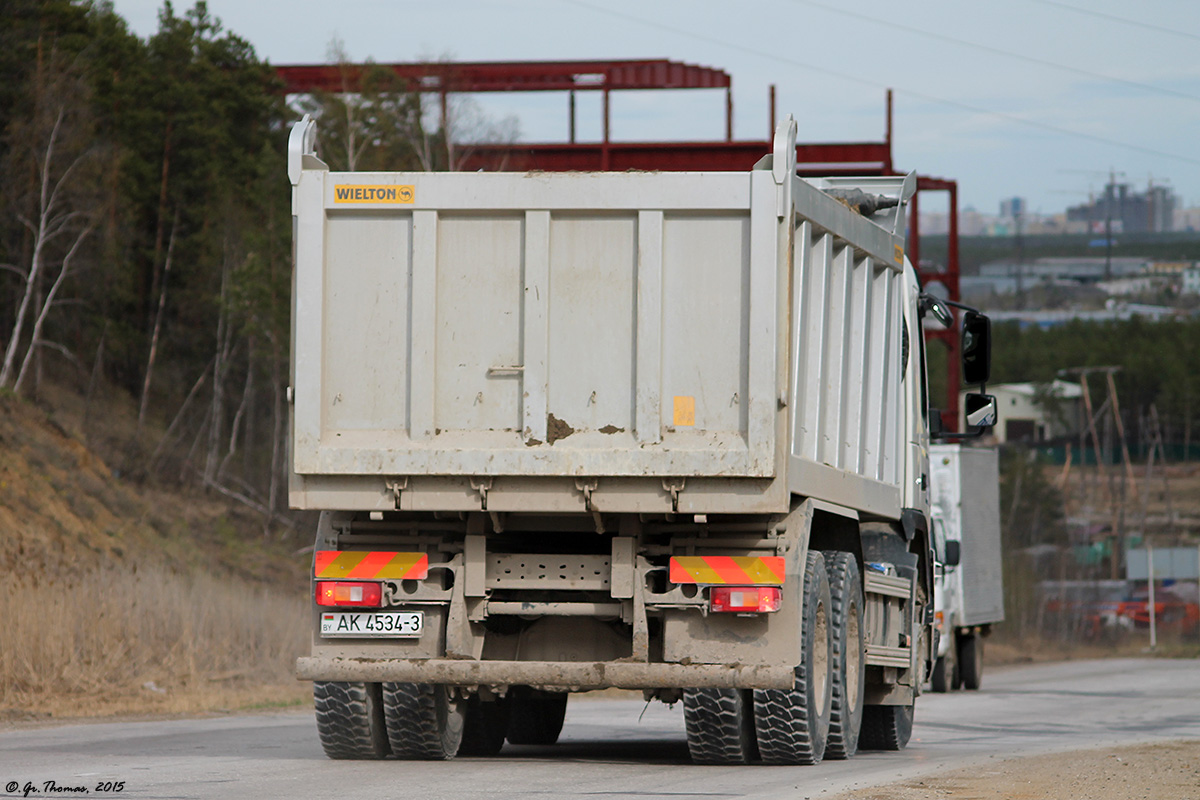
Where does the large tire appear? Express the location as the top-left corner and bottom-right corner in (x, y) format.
(930, 629), (957, 693)
(822, 551), (864, 760)
(506, 687), (568, 745)
(959, 632), (983, 690)
(859, 703), (914, 751)
(313, 681), (391, 760)
(930, 656), (949, 693)
(459, 695), (511, 756)
(381, 682), (465, 760)
(753, 551), (832, 765)
(683, 688), (758, 765)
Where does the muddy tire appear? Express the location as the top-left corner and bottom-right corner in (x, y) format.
(313, 681), (391, 760)
(859, 703), (914, 751)
(753, 550), (832, 765)
(683, 688), (758, 765)
(959, 632), (983, 690)
(506, 687), (568, 746)
(822, 551), (863, 760)
(459, 695), (511, 756)
(381, 682), (464, 760)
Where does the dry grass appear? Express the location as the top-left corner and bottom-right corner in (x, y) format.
(0, 561), (309, 720)
(0, 387), (315, 721)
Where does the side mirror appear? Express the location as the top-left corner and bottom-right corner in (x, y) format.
(944, 540), (961, 567)
(965, 392), (997, 431)
(961, 310), (992, 385)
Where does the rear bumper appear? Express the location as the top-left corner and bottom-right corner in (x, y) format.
(296, 657), (796, 691)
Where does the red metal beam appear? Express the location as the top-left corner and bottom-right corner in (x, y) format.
(460, 140), (892, 174)
(275, 59), (731, 95)
(913, 176), (962, 429)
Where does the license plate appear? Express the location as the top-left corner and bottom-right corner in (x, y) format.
(320, 611), (424, 638)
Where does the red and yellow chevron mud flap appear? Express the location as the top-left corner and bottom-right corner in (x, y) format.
(668, 556), (786, 585)
(314, 551), (429, 580)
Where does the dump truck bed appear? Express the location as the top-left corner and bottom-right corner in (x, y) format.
(288, 118), (915, 517)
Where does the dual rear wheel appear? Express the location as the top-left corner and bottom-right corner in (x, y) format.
(315, 681), (567, 760)
(683, 549), (871, 765)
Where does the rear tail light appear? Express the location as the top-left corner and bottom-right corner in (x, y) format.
(935, 610), (945, 630)
(710, 586), (781, 614)
(315, 581), (383, 608)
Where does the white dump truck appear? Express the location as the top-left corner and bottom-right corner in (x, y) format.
(287, 114), (997, 764)
(929, 443), (1004, 692)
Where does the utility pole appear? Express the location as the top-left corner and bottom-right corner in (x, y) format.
(1058, 168), (1125, 280)
(1104, 168), (1118, 282)
(1060, 365), (1137, 580)
(1104, 182), (1113, 281)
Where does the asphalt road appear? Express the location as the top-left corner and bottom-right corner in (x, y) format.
(2, 658), (1198, 800)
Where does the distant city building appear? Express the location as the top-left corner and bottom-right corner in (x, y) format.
(1095, 275), (1168, 296)
(999, 197), (1026, 218)
(1183, 265), (1200, 295)
(1175, 207), (1200, 232)
(984, 303), (1180, 327)
(1147, 261), (1192, 275)
(979, 257), (1149, 283)
(1066, 181), (1178, 234)
(917, 208), (1076, 237)
(917, 196), (1200, 239)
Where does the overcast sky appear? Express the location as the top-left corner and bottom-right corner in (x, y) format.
(108, 0), (1200, 215)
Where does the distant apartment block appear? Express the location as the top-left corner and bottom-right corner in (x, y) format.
(1065, 181), (1177, 234)
(919, 186), (1200, 238)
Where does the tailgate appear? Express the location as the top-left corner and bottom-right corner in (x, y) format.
(290, 138), (780, 479)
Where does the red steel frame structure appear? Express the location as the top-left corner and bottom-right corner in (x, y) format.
(276, 59), (961, 424)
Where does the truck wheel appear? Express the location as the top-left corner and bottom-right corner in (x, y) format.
(931, 630), (957, 693)
(959, 632), (983, 690)
(859, 703), (913, 751)
(313, 681), (391, 760)
(822, 551), (863, 760)
(381, 682), (465, 760)
(753, 550), (832, 765)
(459, 695), (511, 756)
(931, 657), (948, 693)
(683, 688), (758, 764)
(506, 687), (568, 745)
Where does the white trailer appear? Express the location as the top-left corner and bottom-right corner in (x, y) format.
(929, 443), (1004, 691)
(287, 114), (996, 764)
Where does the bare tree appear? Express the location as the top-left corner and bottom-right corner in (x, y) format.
(137, 209), (180, 434)
(440, 93), (520, 172)
(0, 61), (103, 393)
(294, 47), (518, 174)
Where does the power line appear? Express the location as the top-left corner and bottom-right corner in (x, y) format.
(558, 0), (1200, 168)
(789, 0), (1200, 105)
(1027, 0), (1200, 43)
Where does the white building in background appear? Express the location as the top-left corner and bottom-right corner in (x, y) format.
(918, 208), (1077, 238)
(960, 379), (1082, 444)
(1183, 265), (1200, 295)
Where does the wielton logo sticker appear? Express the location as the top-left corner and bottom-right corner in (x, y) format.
(334, 185), (415, 203)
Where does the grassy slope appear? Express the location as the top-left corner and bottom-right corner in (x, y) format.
(0, 389), (313, 721)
